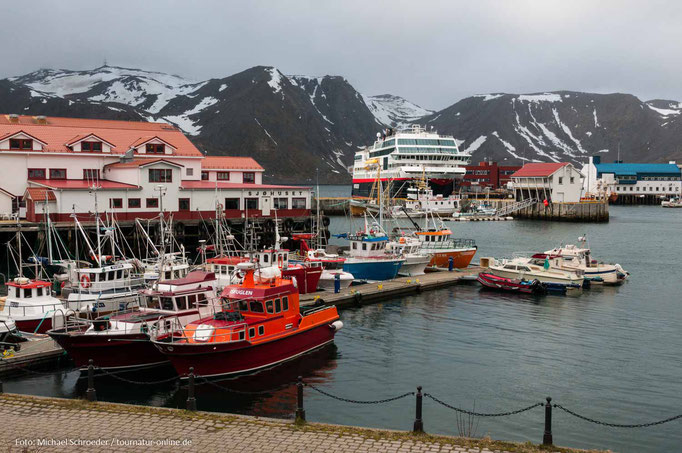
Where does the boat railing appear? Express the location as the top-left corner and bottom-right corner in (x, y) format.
(420, 238), (476, 250)
(77, 275), (146, 294)
(155, 318), (249, 344)
(2, 301), (66, 318)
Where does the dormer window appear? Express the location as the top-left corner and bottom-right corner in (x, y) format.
(81, 141), (102, 152)
(146, 144), (165, 154)
(10, 139), (32, 150)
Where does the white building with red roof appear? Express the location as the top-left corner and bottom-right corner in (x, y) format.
(0, 114), (310, 221)
(510, 162), (583, 203)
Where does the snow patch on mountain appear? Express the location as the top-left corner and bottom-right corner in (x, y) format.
(363, 94), (433, 127)
(254, 118), (278, 146)
(267, 67), (284, 95)
(646, 104), (681, 116)
(491, 131), (526, 161)
(463, 135), (487, 154)
(473, 94), (504, 101)
(162, 96), (218, 135)
(517, 93), (563, 103)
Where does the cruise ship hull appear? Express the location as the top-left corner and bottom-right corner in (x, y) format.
(351, 178), (458, 200)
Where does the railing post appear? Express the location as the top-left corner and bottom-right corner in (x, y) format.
(186, 367), (197, 411)
(413, 386), (424, 433)
(543, 397), (553, 445)
(295, 376), (305, 422)
(86, 359), (96, 402)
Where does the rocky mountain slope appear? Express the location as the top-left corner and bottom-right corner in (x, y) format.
(3, 65), (682, 182)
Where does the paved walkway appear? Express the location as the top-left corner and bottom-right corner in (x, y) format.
(0, 394), (594, 453)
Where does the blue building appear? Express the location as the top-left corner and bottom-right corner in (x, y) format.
(582, 156), (682, 204)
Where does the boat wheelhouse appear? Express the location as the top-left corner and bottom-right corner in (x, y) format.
(49, 271), (221, 370)
(351, 125), (470, 199)
(0, 278), (66, 333)
(151, 263), (342, 378)
(342, 231), (404, 281)
(65, 262), (145, 314)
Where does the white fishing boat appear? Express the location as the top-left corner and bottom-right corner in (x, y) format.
(387, 236), (431, 276)
(545, 236), (629, 282)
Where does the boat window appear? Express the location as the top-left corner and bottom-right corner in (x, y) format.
(263, 254), (269, 263)
(45, 287), (51, 296)
(239, 331), (245, 340)
(520, 266), (531, 272)
(116, 270), (123, 279)
(228, 266), (234, 272)
(503, 265), (516, 270)
(362, 243), (367, 251)
(249, 327), (255, 338)
(352, 242), (357, 250)
(266, 300), (274, 314)
(24, 288), (32, 298)
(275, 298), (281, 313)
(197, 293), (208, 306)
(187, 294), (197, 307)
(258, 325), (264, 336)
(146, 297), (161, 309)
(283, 296), (289, 311)
(36, 287), (43, 297)
(173, 271), (180, 279)
(165, 271), (172, 280)
(176, 296), (188, 310)
(249, 301), (264, 313)
(239, 300), (249, 312)
(160, 297), (174, 310)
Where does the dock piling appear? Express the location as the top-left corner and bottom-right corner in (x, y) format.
(295, 376), (306, 422)
(186, 367), (197, 411)
(543, 397), (553, 445)
(413, 386), (424, 433)
(86, 359), (96, 402)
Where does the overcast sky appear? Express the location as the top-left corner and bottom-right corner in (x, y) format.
(3, 0), (681, 110)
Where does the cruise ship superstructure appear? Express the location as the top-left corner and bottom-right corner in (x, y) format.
(351, 125), (470, 199)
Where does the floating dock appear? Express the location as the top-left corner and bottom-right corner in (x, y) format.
(0, 335), (64, 375)
(300, 266), (480, 309)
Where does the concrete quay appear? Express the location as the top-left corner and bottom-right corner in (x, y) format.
(0, 336), (64, 375)
(300, 267), (481, 309)
(0, 393), (605, 453)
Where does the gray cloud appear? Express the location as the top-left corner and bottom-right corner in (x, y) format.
(2, 0), (681, 110)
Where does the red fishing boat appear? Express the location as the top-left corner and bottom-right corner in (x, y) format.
(151, 263), (343, 378)
(477, 272), (546, 295)
(48, 271), (221, 369)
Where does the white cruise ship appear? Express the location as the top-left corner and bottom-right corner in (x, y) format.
(351, 125), (470, 199)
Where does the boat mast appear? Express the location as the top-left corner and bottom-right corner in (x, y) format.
(45, 202), (53, 265)
(15, 221), (22, 279)
(316, 167), (321, 250)
(93, 187), (102, 264)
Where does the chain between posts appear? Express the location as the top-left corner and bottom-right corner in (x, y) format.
(424, 393), (544, 417)
(553, 404), (682, 428)
(305, 382), (414, 404)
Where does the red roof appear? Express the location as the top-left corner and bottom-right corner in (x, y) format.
(105, 158), (184, 169)
(181, 181), (308, 190)
(201, 156), (263, 170)
(29, 179), (139, 190)
(65, 133), (116, 147)
(510, 163), (570, 178)
(0, 115), (201, 157)
(25, 187), (56, 201)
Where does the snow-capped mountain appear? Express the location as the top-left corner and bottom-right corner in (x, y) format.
(363, 94), (433, 127)
(423, 91), (682, 166)
(4, 64), (682, 181)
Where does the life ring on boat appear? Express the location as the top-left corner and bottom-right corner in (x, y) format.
(80, 275), (91, 289)
(399, 237), (406, 244)
(60, 281), (66, 289)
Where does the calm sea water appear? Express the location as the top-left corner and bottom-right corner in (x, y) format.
(5, 204), (682, 452)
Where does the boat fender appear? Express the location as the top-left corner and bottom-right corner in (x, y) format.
(415, 283), (422, 294)
(140, 323), (149, 334)
(322, 216), (330, 227)
(314, 298), (325, 307)
(353, 291), (363, 306)
(330, 320), (344, 331)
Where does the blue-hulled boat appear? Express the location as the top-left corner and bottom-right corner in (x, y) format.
(341, 222), (404, 281)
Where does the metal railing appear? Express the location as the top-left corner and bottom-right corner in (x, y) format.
(497, 198), (538, 216)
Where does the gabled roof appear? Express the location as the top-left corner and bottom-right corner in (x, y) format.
(181, 181), (307, 190)
(0, 187), (15, 198)
(511, 162), (570, 178)
(0, 130), (48, 146)
(201, 156), (264, 170)
(131, 135), (177, 149)
(0, 115), (201, 157)
(65, 133), (116, 148)
(105, 158), (184, 169)
(25, 187), (56, 201)
(595, 162), (681, 175)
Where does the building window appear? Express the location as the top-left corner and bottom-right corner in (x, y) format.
(49, 169), (67, 180)
(146, 143), (165, 154)
(146, 198), (159, 208)
(558, 177), (563, 185)
(224, 198), (239, 209)
(274, 198), (288, 209)
(570, 177), (575, 184)
(243, 172), (255, 184)
(217, 171), (230, 181)
(81, 141), (102, 152)
(186, 168), (193, 176)
(149, 169), (172, 183)
(291, 198), (306, 209)
(83, 169), (100, 180)
(10, 138), (33, 150)
(27, 168), (46, 179)
(245, 198), (258, 210)
(201, 171), (209, 180)
(128, 198), (141, 208)
(179, 198), (190, 210)
(110, 198), (123, 209)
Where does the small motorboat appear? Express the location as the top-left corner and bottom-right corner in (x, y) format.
(481, 256), (585, 287)
(0, 278), (68, 334)
(477, 273), (546, 295)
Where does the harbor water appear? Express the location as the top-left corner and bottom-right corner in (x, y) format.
(4, 201), (682, 452)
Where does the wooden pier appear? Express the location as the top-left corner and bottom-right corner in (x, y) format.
(300, 266), (480, 309)
(0, 335), (64, 374)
